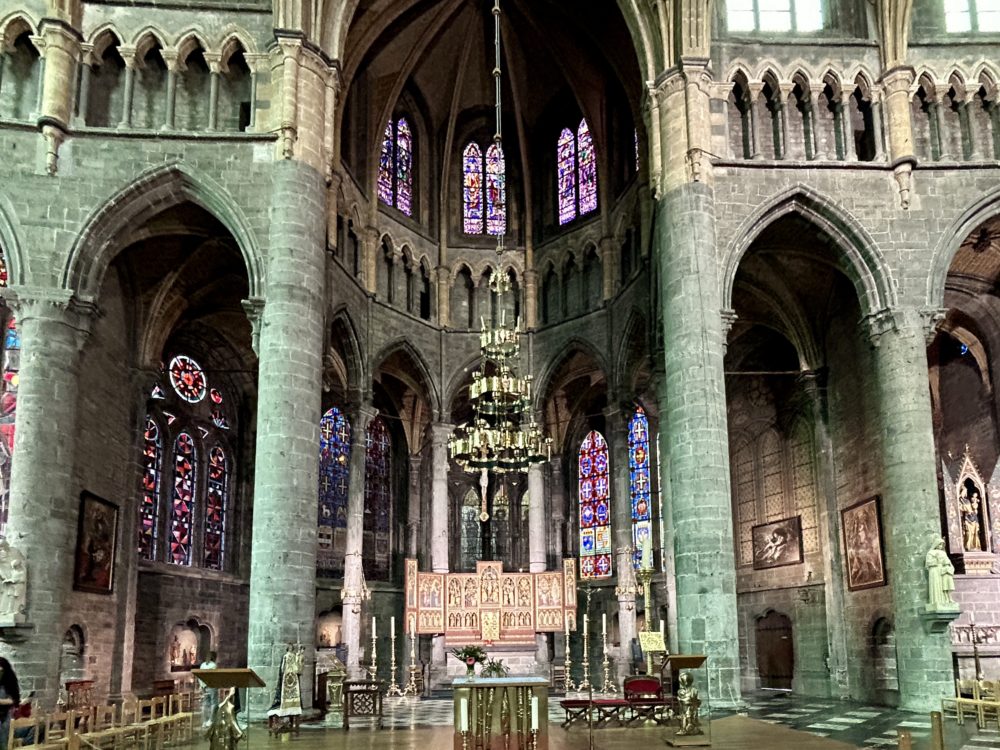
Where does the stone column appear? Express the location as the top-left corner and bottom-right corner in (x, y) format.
(800, 370), (850, 698)
(522, 269), (537, 329)
(407, 455), (422, 559)
(38, 20), (79, 131)
(430, 423), (452, 667)
(656, 183), (741, 705)
(549, 457), (566, 561)
(342, 399), (373, 678)
(118, 47), (136, 128)
(436, 267), (451, 327)
(3, 287), (95, 704)
(76, 60), (92, 126)
(162, 52), (178, 130)
(880, 67), (916, 207)
(528, 462), (548, 664)
(606, 406), (637, 683)
(600, 237), (616, 301)
(246, 160), (326, 709)
(206, 53), (221, 131)
(866, 307), (955, 711)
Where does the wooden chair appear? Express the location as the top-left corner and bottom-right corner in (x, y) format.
(118, 701), (150, 750)
(942, 678), (978, 724)
(44, 711), (75, 746)
(978, 679), (1000, 730)
(8, 715), (39, 748)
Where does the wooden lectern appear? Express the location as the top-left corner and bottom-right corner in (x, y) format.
(191, 669), (266, 727)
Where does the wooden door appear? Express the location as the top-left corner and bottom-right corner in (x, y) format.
(756, 611), (793, 690)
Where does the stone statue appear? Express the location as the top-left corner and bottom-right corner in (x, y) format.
(926, 537), (959, 612)
(676, 672), (702, 736)
(0, 539), (27, 625)
(960, 487), (983, 551)
(206, 690), (244, 750)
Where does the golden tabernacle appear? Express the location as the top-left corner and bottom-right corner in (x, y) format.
(404, 559), (577, 644)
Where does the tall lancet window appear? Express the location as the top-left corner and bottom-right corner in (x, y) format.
(579, 430), (612, 579)
(378, 117), (414, 216)
(170, 432), (197, 566)
(629, 407), (653, 568)
(557, 119), (599, 225)
(204, 446), (229, 570)
(139, 417), (162, 560)
(364, 416), (392, 580)
(463, 140), (507, 235)
(318, 406), (351, 577)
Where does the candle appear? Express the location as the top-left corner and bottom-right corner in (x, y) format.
(460, 697), (469, 731)
(531, 696), (538, 730)
(970, 612), (976, 627)
(602, 613), (607, 638)
(660, 619), (665, 638)
(565, 617), (570, 637)
(372, 616), (377, 636)
(583, 617), (588, 638)
(391, 615), (396, 639)
(641, 532), (653, 570)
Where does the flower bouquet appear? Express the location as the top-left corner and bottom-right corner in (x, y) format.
(480, 658), (510, 678)
(451, 645), (488, 678)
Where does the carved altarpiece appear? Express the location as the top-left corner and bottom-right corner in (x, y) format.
(404, 559), (577, 645)
(943, 449), (998, 575)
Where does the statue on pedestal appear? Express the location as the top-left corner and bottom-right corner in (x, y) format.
(0, 540), (27, 625)
(959, 487), (983, 552)
(676, 672), (702, 736)
(925, 537), (959, 612)
(267, 643), (304, 725)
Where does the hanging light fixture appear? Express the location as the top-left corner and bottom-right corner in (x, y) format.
(448, 0), (552, 485)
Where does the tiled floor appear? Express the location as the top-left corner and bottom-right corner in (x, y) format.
(295, 690), (1000, 749)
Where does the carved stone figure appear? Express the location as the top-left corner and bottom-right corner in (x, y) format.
(0, 540), (27, 625)
(926, 537), (959, 611)
(960, 487), (983, 551)
(676, 672), (702, 736)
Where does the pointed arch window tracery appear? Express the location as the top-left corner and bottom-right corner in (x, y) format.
(579, 430), (612, 579)
(629, 407), (653, 568)
(364, 415), (392, 580)
(318, 406), (351, 577)
(557, 119), (598, 225)
(463, 140), (507, 235)
(378, 117), (415, 216)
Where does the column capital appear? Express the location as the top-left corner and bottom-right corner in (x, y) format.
(241, 296), (265, 355)
(203, 51), (223, 75)
(863, 306), (947, 347)
(431, 421), (454, 446)
(6, 285), (97, 341)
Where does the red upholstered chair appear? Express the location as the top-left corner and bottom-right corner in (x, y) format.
(623, 676), (673, 726)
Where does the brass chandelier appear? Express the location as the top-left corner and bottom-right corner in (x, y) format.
(448, 0), (551, 479)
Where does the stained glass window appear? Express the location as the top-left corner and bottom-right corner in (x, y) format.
(557, 128), (577, 225)
(396, 118), (413, 216)
(577, 119), (597, 216)
(170, 432), (197, 565)
(204, 446), (228, 570)
(579, 430), (612, 579)
(0, 315), (18, 536)
(169, 355), (206, 403)
(364, 416), (392, 580)
(459, 488), (482, 572)
(485, 143), (506, 235)
(463, 142), (484, 234)
(139, 416), (161, 560)
(378, 121), (394, 206)
(629, 407), (652, 569)
(318, 406), (351, 577)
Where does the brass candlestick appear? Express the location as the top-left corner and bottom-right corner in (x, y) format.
(564, 624), (577, 692)
(386, 628), (404, 697)
(368, 626), (378, 678)
(404, 630), (419, 695)
(599, 630), (618, 694)
(578, 586), (593, 692)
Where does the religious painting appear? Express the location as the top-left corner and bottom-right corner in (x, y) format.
(751, 516), (803, 570)
(73, 492), (118, 594)
(842, 496), (887, 591)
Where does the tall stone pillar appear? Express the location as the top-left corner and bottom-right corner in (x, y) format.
(342, 399), (373, 678)
(800, 370), (850, 698)
(528, 462), (548, 664)
(246, 160), (326, 709)
(606, 406), (637, 682)
(867, 307), (955, 711)
(430, 423), (452, 666)
(549, 457), (566, 561)
(407, 455), (422, 559)
(656, 181), (740, 706)
(3, 287), (94, 704)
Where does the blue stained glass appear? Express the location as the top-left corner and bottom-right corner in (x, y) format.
(463, 143), (484, 234)
(485, 143), (506, 235)
(396, 118), (413, 216)
(557, 128), (576, 225)
(378, 121), (394, 206)
(578, 119), (597, 215)
(629, 407), (652, 568)
(318, 406), (351, 577)
(579, 430), (611, 579)
(364, 416), (392, 580)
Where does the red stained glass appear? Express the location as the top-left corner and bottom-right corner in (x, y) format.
(204, 446), (227, 570)
(579, 430), (612, 579)
(169, 355), (207, 403)
(170, 431), (196, 565)
(138, 416), (161, 560)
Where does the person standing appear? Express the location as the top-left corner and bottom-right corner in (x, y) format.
(199, 651), (219, 729)
(0, 657), (21, 750)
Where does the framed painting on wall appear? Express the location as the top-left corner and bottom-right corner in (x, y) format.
(751, 516), (804, 569)
(842, 495), (887, 591)
(73, 492), (118, 594)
